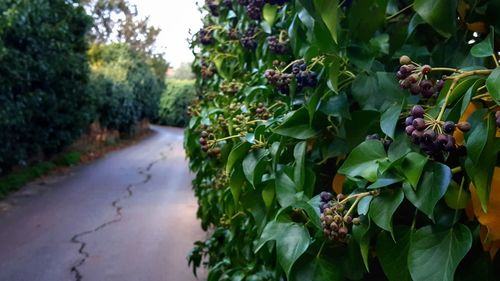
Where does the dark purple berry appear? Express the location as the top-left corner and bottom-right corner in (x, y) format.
(410, 83), (421, 95)
(413, 118), (426, 131)
(405, 116), (414, 126)
(411, 105), (425, 118)
(405, 125), (415, 135)
(443, 121), (455, 134)
(436, 134), (448, 146)
(320, 191), (333, 202)
(411, 130), (423, 143)
(422, 129), (436, 143)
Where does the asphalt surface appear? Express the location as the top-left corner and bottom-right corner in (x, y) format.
(0, 126), (206, 281)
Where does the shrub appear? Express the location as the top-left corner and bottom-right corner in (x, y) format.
(158, 79), (197, 127)
(88, 43), (165, 133)
(0, 0), (92, 173)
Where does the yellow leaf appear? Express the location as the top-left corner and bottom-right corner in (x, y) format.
(332, 173), (345, 195)
(470, 167), (500, 258)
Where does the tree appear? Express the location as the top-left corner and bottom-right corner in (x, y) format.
(82, 0), (161, 55)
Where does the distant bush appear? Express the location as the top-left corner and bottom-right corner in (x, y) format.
(88, 43), (166, 133)
(0, 0), (92, 173)
(158, 79), (196, 127)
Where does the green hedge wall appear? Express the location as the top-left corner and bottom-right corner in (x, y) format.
(158, 79), (197, 127)
(88, 43), (165, 133)
(0, 0), (92, 172)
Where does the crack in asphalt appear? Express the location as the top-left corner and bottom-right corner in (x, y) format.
(69, 150), (169, 281)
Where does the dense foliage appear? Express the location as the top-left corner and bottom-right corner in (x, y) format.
(88, 43), (165, 133)
(0, 0), (167, 175)
(158, 79), (197, 127)
(0, 0), (92, 173)
(186, 0), (500, 280)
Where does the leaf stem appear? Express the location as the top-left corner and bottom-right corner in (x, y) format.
(386, 3), (414, 21)
(316, 241), (326, 258)
(344, 196), (361, 220)
(436, 69), (493, 121)
(453, 178), (465, 223)
(339, 190), (379, 205)
(431, 67), (463, 73)
(213, 134), (241, 143)
(472, 93), (491, 100)
(492, 54), (500, 68)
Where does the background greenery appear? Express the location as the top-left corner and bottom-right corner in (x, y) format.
(158, 79), (197, 127)
(0, 0), (167, 179)
(0, 0), (93, 173)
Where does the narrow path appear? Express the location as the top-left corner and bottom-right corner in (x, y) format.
(0, 126), (205, 281)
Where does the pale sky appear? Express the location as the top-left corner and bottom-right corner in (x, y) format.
(130, 0), (203, 68)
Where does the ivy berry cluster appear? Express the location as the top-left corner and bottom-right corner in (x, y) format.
(264, 59), (318, 94)
(267, 32), (289, 54)
(201, 61), (217, 78)
(238, 0), (265, 20)
(319, 192), (360, 243)
(254, 103), (270, 119)
(220, 80), (241, 95)
(206, 0), (219, 17)
(199, 129), (222, 157)
(404, 105), (470, 159)
(396, 56), (444, 98)
(240, 27), (258, 49)
(292, 59), (318, 89)
(264, 69), (293, 94)
(198, 28), (214, 45)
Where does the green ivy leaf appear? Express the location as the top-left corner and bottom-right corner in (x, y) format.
(348, 0), (388, 41)
(327, 58), (341, 93)
(263, 4), (278, 27)
(242, 149), (268, 187)
(226, 141), (252, 174)
(444, 180), (470, 209)
(230, 166), (245, 203)
(486, 67), (500, 105)
(313, 0), (339, 43)
(408, 224), (472, 281)
(357, 196), (373, 215)
(262, 181), (275, 210)
(465, 110), (489, 163)
(338, 140), (387, 182)
(256, 220), (311, 280)
(352, 220), (371, 271)
(403, 162), (451, 219)
(471, 27), (495, 58)
(369, 188), (404, 233)
(381, 101), (404, 139)
(464, 110), (498, 212)
(401, 152), (428, 189)
(274, 108), (320, 139)
(319, 92), (351, 119)
(276, 170), (298, 207)
(294, 141), (307, 191)
(377, 226), (412, 281)
(291, 253), (342, 281)
(414, 0), (458, 38)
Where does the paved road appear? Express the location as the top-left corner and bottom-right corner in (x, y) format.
(0, 126), (206, 281)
